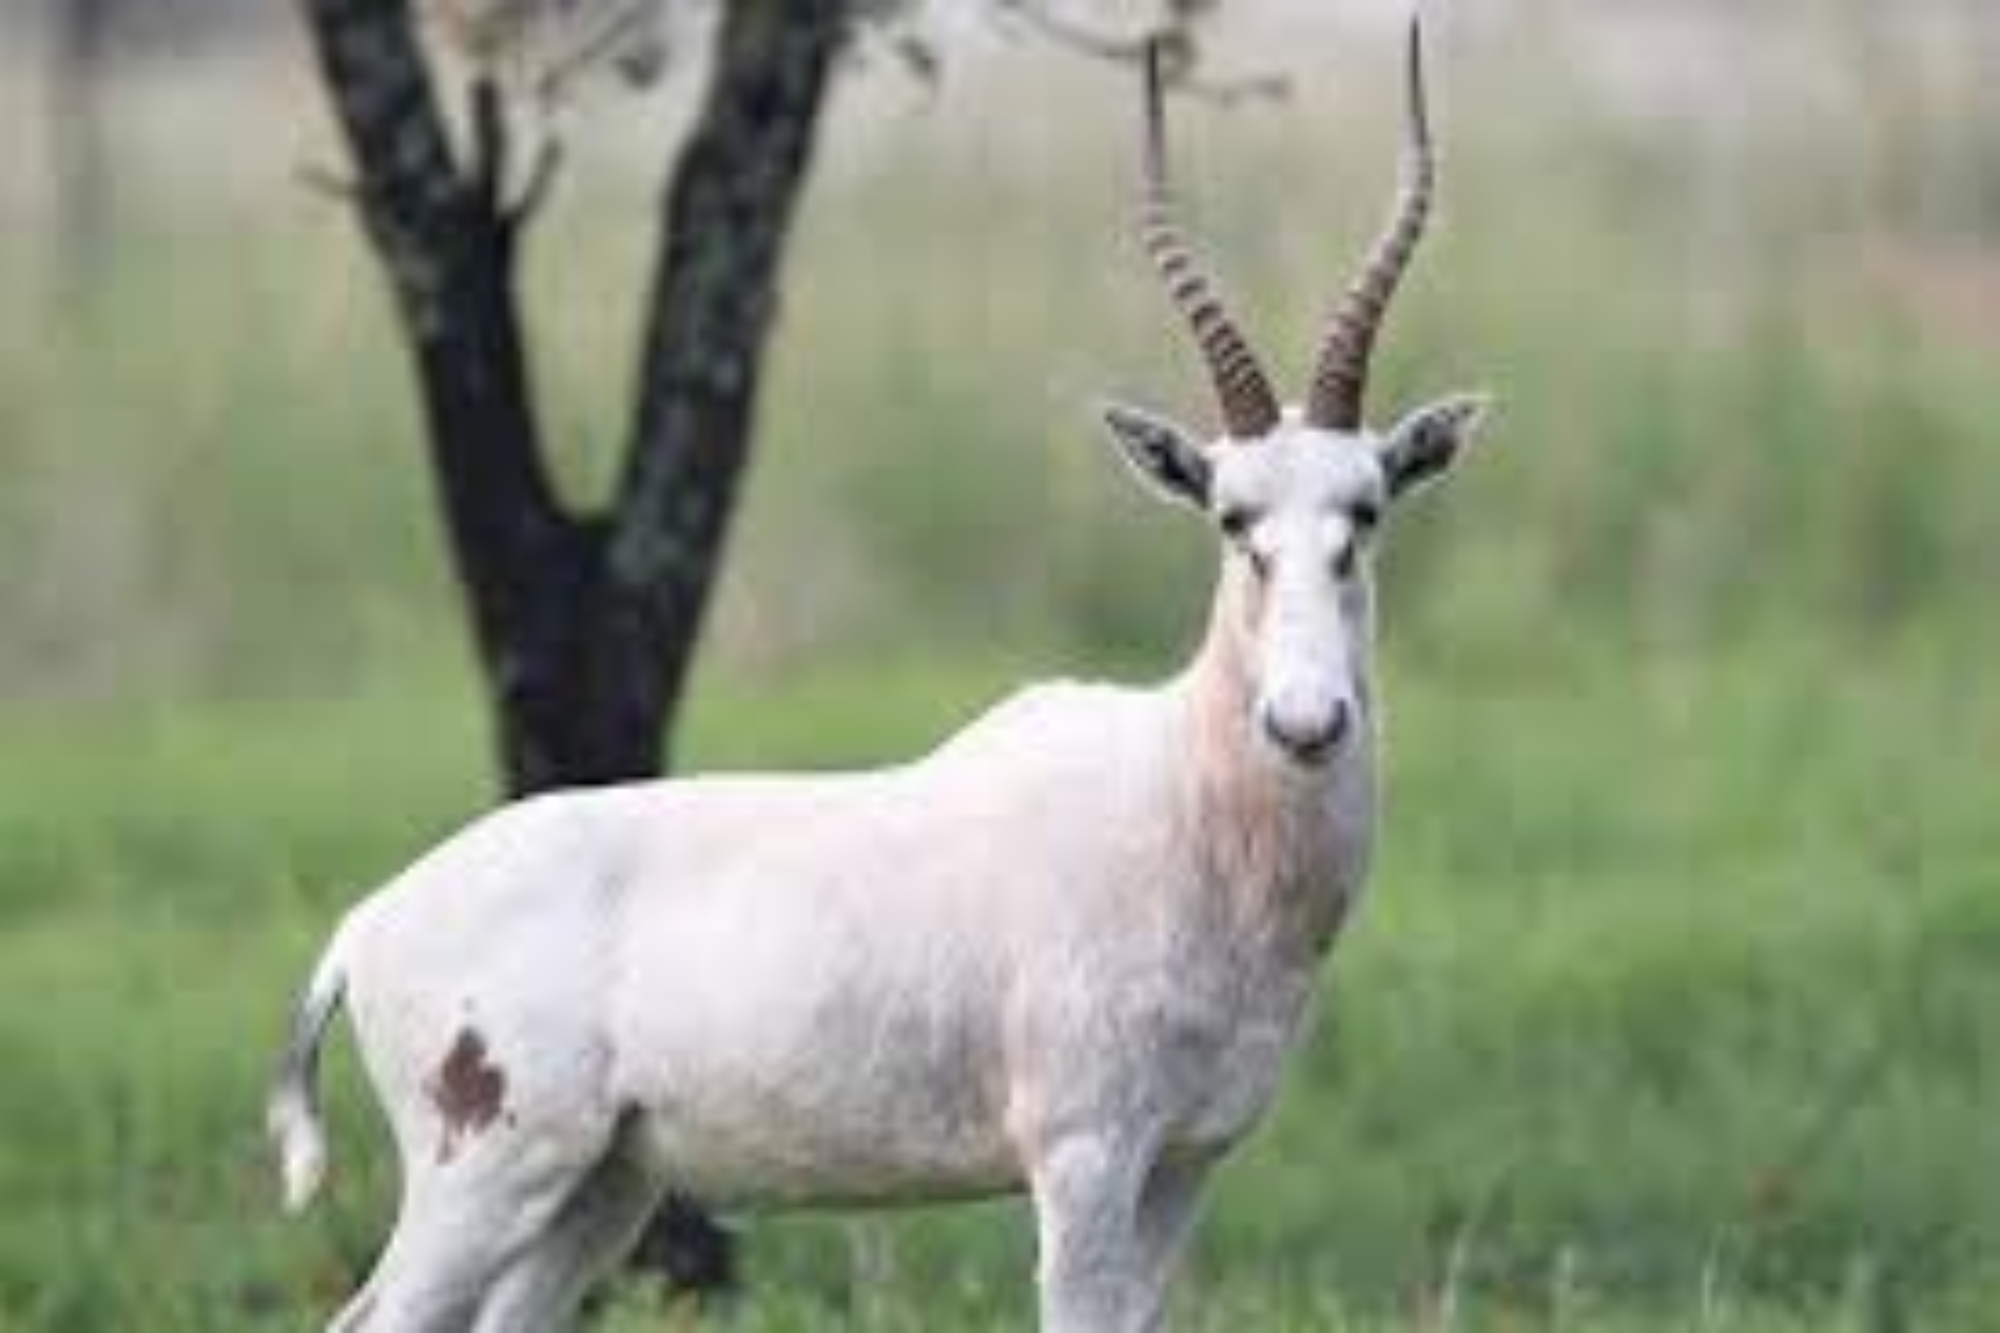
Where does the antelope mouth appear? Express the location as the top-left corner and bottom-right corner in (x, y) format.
(1259, 703), (1354, 769)
(1273, 732), (1339, 769)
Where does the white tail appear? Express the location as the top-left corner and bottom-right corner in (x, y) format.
(265, 927), (350, 1213)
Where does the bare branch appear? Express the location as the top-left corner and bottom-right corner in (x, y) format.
(469, 77), (509, 217)
(504, 137), (565, 234)
(1002, 0), (1155, 64)
(994, 1), (1290, 105)
(463, 76), (566, 242)
(529, 0), (665, 103)
(295, 160), (364, 206)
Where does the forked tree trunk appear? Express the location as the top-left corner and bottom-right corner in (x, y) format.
(298, 0), (854, 1293)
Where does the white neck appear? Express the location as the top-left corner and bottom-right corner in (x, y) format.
(1165, 563), (1381, 959)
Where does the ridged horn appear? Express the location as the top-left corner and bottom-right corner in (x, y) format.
(1305, 17), (1438, 433)
(1140, 40), (1281, 442)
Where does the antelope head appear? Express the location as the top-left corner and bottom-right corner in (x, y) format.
(1101, 21), (1489, 769)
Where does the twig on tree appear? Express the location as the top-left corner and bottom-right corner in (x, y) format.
(469, 77), (510, 217)
(505, 137), (565, 233)
(467, 77), (563, 248)
(1003, 0), (1153, 63)
(994, 0), (1290, 105)
(296, 160), (364, 207)
(531, 0), (663, 103)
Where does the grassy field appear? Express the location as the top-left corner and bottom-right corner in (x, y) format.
(3, 646), (1997, 1330)
(4, 8), (2000, 1330)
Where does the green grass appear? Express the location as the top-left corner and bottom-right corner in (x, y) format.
(1, 643), (1994, 1330)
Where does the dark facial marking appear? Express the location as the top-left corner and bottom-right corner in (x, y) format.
(1332, 540), (1358, 580)
(427, 1027), (508, 1164)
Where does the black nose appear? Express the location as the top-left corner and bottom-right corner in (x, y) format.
(1262, 701), (1352, 766)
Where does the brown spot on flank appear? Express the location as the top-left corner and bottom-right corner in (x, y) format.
(426, 1028), (507, 1164)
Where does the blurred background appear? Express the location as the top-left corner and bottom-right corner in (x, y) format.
(1, 0), (1996, 1329)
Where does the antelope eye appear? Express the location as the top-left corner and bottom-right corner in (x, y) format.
(1351, 501), (1382, 531)
(1217, 508), (1253, 541)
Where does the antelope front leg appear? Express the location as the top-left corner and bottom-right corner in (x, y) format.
(1030, 1134), (1178, 1333)
(1128, 1154), (1214, 1333)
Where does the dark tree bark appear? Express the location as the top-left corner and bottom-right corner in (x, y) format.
(298, 0), (855, 1295)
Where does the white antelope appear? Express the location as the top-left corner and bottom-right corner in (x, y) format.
(269, 24), (1488, 1332)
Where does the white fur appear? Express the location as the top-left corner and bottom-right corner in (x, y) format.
(267, 423), (1483, 1333)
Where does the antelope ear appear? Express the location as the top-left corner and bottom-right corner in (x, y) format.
(1098, 401), (1212, 510)
(1378, 393), (1491, 499)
